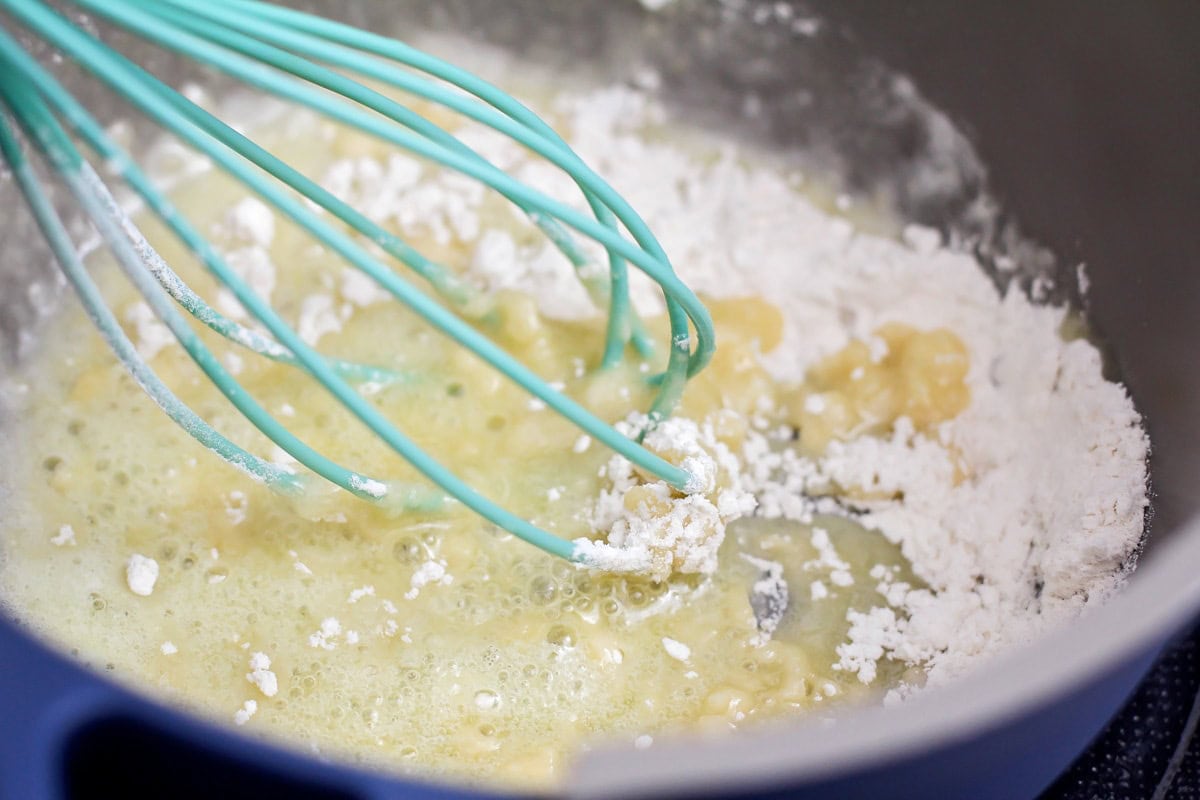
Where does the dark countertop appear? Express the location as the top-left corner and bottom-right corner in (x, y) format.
(1044, 617), (1200, 799)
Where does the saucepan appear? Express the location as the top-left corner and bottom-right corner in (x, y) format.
(0, 2), (1196, 797)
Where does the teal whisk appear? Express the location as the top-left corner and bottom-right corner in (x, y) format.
(0, 0), (716, 564)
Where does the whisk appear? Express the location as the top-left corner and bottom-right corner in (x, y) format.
(0, 0), (716, 564)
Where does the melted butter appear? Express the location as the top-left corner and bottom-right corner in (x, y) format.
(0, 113), (967, 791)
(787, 323), (971, 454)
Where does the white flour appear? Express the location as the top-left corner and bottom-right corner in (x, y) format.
(573, 413), (756, 580)
(324, 82), (1145, 691)
(132, 75), (1147, 695)
(246, 652), (279, 698)
(125, 553), (159, 597)
(234, 699), (258, 726)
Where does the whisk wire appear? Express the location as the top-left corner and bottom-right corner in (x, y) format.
(0, 0), (719, 563)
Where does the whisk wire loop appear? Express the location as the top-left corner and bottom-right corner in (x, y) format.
(0, 0), (719, 563)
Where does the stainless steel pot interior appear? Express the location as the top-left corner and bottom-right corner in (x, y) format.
(0, 1), (1196, 797)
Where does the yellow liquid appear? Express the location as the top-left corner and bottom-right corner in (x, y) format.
(0, 111), (968, 790)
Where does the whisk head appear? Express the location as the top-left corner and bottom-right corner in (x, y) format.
(0, 0), (715, 564)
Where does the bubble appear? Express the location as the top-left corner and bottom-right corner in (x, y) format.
(546, 626), (575, 648)
(529, 576), (556, 605)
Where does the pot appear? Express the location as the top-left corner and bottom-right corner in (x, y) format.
(1, 2), (1196, 798)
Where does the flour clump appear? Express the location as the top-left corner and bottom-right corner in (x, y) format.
(574, 413), (756, 581)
